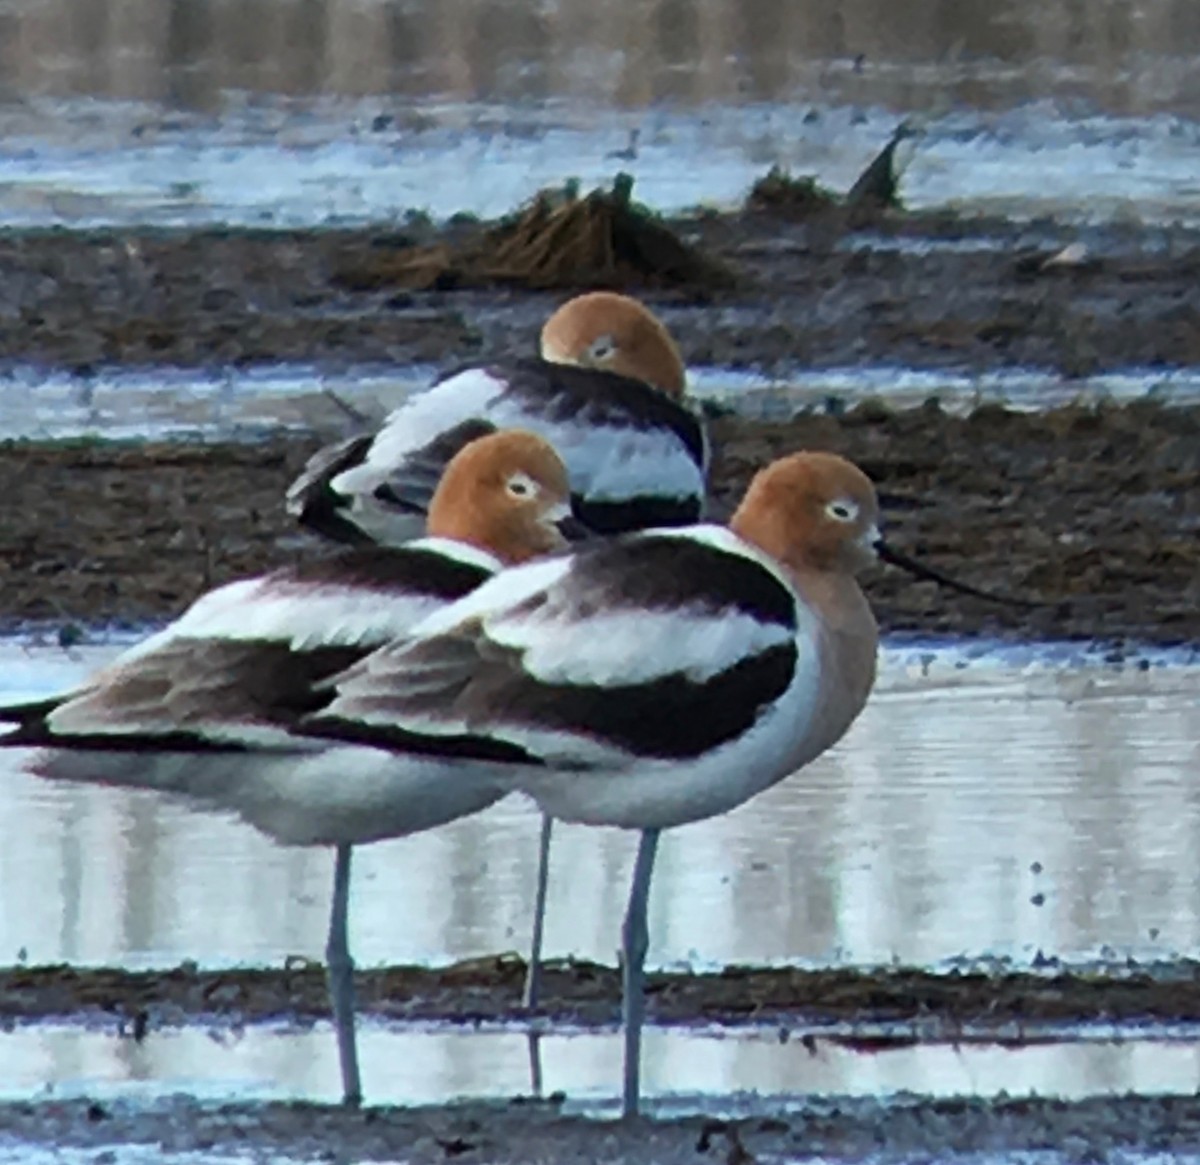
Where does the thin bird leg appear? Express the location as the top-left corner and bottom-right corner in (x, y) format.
(326, 842), (363, 1107)
(526, 1030), (544, 1098)
(621, 827), (661, 1120)
(522, 813), (554, 1010)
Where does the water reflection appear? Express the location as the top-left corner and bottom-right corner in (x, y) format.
(7, 0), (1200, 116)
(1, 2), (1199, 227)
(0, 646), (1197, 972)
(5, 1025), (1200, 1107)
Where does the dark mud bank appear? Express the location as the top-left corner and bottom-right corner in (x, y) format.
(5, 958), (1200, 1033)
(3, 216), (1200, 376)
(1, 400), (1196, 646)
(6, 1093), (1200, 1164)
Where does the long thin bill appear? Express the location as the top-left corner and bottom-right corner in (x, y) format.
(555, 513), (594, 542)
(876, 541), (1044, 608)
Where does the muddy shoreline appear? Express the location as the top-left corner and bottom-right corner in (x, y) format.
(1, 400), (1197, 645)
(6, 1093), (1200, 1163)
(4, 959), (1200, 1034)
(0, 213), (1196, 644)
(0, 207), (1193, 643)
(8, 957), (1200, 1160)
(2, 213), (1200, 376)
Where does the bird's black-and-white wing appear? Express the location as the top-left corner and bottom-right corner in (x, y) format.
(289, 359), (708, 546)
(4, 540), (498, 749)
(286, 419), (500, 546)
(308, 527), (808, 770)
(284, 433), (376, 545)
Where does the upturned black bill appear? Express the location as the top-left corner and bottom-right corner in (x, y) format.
(877, 540), (1044, 608)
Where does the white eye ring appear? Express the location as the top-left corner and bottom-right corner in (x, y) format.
(826, 499), (858, 523)
(506, 472), (536, 498)
(587, 335), (617, 361)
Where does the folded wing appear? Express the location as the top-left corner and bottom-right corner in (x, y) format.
(4, 542), (497, 749)
(309, 528), (802, 770)
(290, 361), (708, 545)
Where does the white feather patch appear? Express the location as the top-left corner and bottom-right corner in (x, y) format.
(396, 555), (576, 643)
(408, 536), (503, 573)
(331, 366), (704, 505)
(486, 607), (791, 687)
(331, 368), (511, 497)
(118, 537), (501, 666)
(141, 581), (445, 653)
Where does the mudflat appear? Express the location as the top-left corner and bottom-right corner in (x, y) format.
(1, 399), (1195, 647)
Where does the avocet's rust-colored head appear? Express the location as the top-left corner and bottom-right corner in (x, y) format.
(730, 451), (881, 576)
(539, 291), (686, 398)
(426, 430), (574, 564)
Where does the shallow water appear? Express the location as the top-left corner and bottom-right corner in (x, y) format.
(11, 0), (1200, 115)
(2, 1), (1200, 227)
(6, 1025), (1200, 1109)
(3, 95), (1200, 229)
(5, 360), (1200, 442)
(1, 641), (1197, 974)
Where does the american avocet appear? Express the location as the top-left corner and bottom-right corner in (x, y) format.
(0, 429), (577, 1107)
(287, 291), (706, 546)
(300, 451), (902, 1118)
(287, 291), (706, 1009)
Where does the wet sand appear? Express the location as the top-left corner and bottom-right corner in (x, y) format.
(2, 399), (1197, 645)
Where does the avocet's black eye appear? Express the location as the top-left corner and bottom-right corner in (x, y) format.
(506, 473), (536, 498)
(587, 335), (617, 361)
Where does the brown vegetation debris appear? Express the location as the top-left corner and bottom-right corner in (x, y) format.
(332, 174), (737, 293)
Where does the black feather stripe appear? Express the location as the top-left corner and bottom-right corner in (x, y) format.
(0, 694), (68, 725)
(282, 545), (492, 601)
(574, 494), (702, 534)
(476, 642), (798, 760)
(3, 724), (257, 753)
(295, 715), (541, 764)
(306, 643), (797, 764)
(373, 418), (500, 517)
(286, 433), (375, 545)
(534, 535), (798, 628)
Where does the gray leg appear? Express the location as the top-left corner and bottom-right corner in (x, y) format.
(526, 1030), (544, 1098)
(326, 843), (362, 1107)
(522, 813), (554, 1010)
(621, 828), (660, 1120)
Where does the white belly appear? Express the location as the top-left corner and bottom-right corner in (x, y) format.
(27, 744), (511, 848)
(512, 663), (821, 830)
